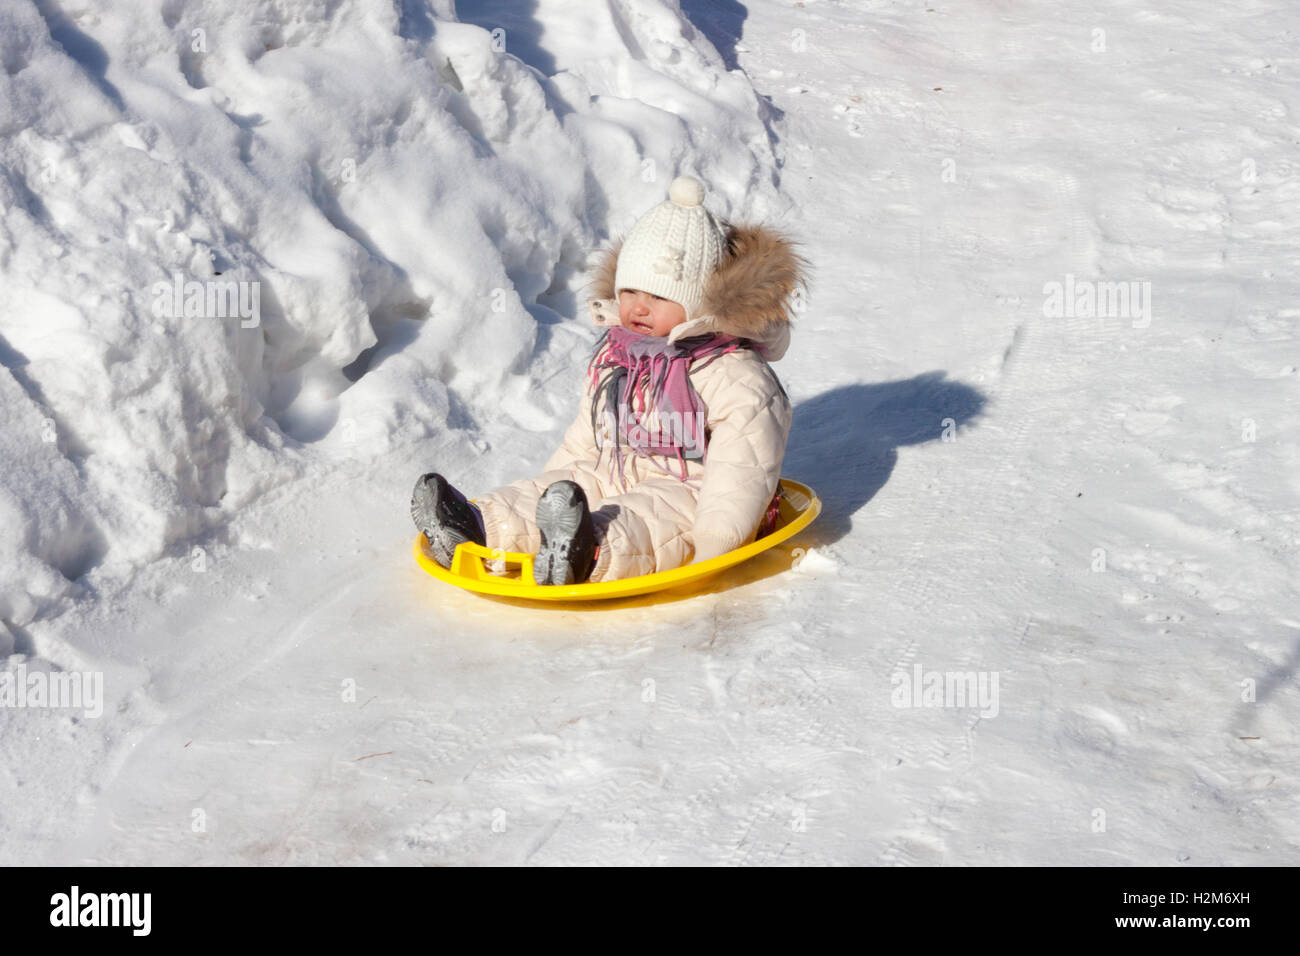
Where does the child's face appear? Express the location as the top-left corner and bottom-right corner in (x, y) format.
(617, 289), (687, 337)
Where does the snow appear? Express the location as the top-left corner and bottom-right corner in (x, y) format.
(1, 0), (1297, 865)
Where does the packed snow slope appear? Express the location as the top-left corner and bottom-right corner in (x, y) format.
(1, 0), (1297, 865)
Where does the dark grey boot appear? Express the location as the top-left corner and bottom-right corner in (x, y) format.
(532, 480), (597, 585)
(411, 473), (486, 569)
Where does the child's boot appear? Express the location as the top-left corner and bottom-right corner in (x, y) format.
(411, 473), (486, 569)
(533, 480), (597, 585)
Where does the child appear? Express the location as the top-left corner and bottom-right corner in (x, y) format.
(411, 175), (806, 585)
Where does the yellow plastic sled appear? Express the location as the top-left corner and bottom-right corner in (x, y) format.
(413, 478), (821, 603)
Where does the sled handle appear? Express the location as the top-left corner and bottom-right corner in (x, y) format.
(448, 539), (536, 585)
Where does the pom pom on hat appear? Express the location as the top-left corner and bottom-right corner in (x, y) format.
(668, 175), (706, 207)
(614, 175), (726, 322)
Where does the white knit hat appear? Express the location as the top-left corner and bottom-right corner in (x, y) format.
(613, 176), (727, 322)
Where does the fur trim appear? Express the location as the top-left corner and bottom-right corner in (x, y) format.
(588, 223), (808, 345)
(589, 235), (624, 304)
(698, 224), (808, 341)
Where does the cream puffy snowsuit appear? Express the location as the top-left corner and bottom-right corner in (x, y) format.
(475, 224), (805, 582)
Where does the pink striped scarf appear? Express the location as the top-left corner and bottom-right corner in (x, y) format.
(587, 327), (744, 489)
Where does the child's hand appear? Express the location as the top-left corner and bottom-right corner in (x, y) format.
(690, 531), (737, 564)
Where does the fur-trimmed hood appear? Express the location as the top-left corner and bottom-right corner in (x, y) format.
(586, 223), (808, 361)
